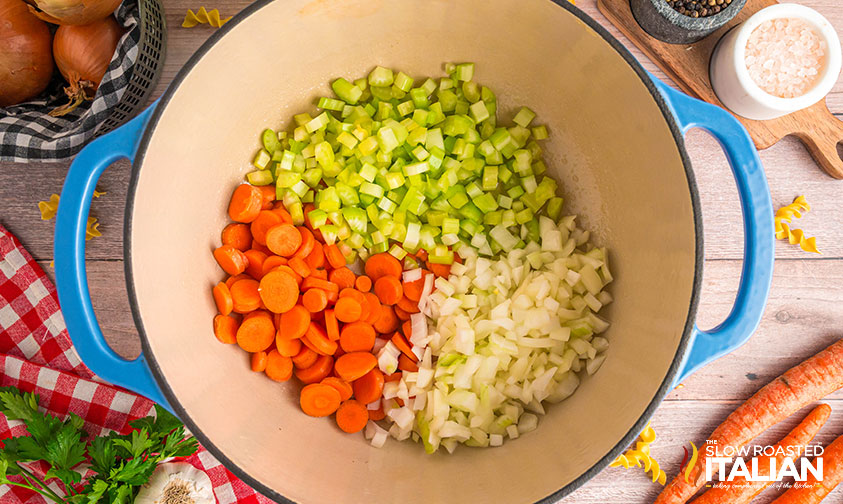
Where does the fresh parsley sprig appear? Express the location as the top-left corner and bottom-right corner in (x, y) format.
(0, 386), (199, 504)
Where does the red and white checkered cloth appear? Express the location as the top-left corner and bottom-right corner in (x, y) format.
(0, 225), (273, 504)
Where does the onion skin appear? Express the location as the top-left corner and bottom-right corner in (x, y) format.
(28, 0), (121, 26)
(0, 0), (53, 107)
(53, 15), (123, 90)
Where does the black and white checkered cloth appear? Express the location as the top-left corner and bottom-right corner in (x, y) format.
(0, 1), (140, 162)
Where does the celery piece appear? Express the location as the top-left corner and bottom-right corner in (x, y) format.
(442, 217), (460, 235)
(420, 78), (437, 96)
(501, 209), (516, 228)
(512, 106), (536, 128)
(332, 77), (362, 104)
(482, 165), (499, 191)
(473, 193), (498, 213)
(294, 113), (312, 126)
(397, 100), (415, 117)
(388, 243), (408, 259)
(532, 159), (547, 176)
(546, 197), (564, 220)
(261, 129), (280, 154)
(305, 112), (330, 133)
(438, 89), (458, 113)
(484, 210), (502, 226)
(376, 127), (400, 153)
(342, 206), (368, 233)
(403, 221), (421, 250)
(521, 175), (538, 193)
(458, 202), (482, 222)
(318, 97), (345, 111)
(513, 149), (532, 175)
(246, 170), (273, 186)
(320, 224), (339, 245)
(391, 85), (406, 100)
(253, 149), (271, 170)
(507, 185), (525, 199)
(377, 196), (397, 214)
(454, 62), (475, 82)
(360, 182), (385, 199)
(368, 66), (394, 87)
(465, 182), (483, 199)
(410, 88), (430, 109)
(317, 186), (341, 212)
(446, 187), (469, 209)
(314, 141), (334, 170)
(484, 148), (503, 165)
(337, 131), (358, 149)
(460, 219), (483, 237)
(455, 100), (470, 116)
(469, 100), (490, 123)
(515, 207), (533, 225)
(358, 136), (379, 156)
(481, 85), (496, 103)
(489, 128), (511, 151)
(412, 146), (430, 161)
(525, 218), (540, 243)
(335, 182), (360, 206)
(402, 187), (426, 215)
(358, 163), (378, 183)
(407, 127), (427, 147)
(394, 72), (414, 92)
(376, 101), (394, 121)
(498, 194), (513, 209)
(462, 81), (481, 103)
(403, 161), (429, 177)
(276, 170), (301, 188)
(532, 124), (549, 140)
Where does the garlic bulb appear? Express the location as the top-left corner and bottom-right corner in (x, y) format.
(134, 462), (215, 504)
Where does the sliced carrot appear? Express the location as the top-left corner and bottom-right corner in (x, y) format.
(394, 304), (411, 321)
(230, 279), (261, 313)
(301, 277), (340, 294)
(251, 351), (268, 372)
(250, 241), (272, 256)
(275, 334), (302, 357)
(213, 314), (238, 344)
(271, 205), (293, 224)
(772, 432), (843, 504)
(401, 320), (412, 340)
(338, 287), (367, 304)
(302, 288), (328, 313)
(261, 255), (288, 277)
(225, 273), (251, 289)
(289, 256), (311, 278)
(265, 349), (294, 382)
(228, 184), (263, 223)
(391, 332), (418, 362)
(256, 185), (275, 209)
(335, 297), (363, 323)
(271, 265), (302, 286)
(304, 322), (338, 355)
(304, 243), (325, 269)
(300, 333), (326, 355)
(363, 292), (381, 325)
(334, 352), (377, 382)
(236, 310), (275, 352)
(221, 223), (252, 251)
(368, 403), (386, 421)
(339, 322), (376, 353)
(384, 372), (402, 383)
(364, 253), (402, 280)
(355, 275), (372, 292)
(212, 282), (234, 316)
(353, 368), (384, 405)
(258, 270), (299, 313)
(414, 249), (428, 261)
(402, 271), (427, 302)
(300, 383), (341, 417)
(329, 267), (356, 290)
(243, 249), (268, 280)
(266, 224), (302, 257)
(310, 268), (328, 280)
(321, 376), (353, 401)
(278, 304), (310, 339)
(250, 210), (283, 246)
(324, 309), (340, 341)
(335, 399), (368, 433)
(398, 353), (419, 372)
(293, 227), (315, 259)
(214, 245), (248, 276)
(292, 345), (318, 369)
(373, 305), (400, 334)
(324, 244), (346, 269)
(396, 295), (420, 314)
(374, 275), (403, 305)
(296, 354), (334, 384)
(428, 262), (451, 278)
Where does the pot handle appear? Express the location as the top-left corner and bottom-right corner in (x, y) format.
(652, 79), (775, 387)
(54, 103), (172, 411)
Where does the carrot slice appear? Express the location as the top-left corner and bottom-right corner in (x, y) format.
(228, 184), (263, 223)
(221, 223), (252, 251)
(212, 282), (233, 316)
(292, 345), (319, 369)
(258, 270), (299, 313)
(230, 279), (261, 313)
(364, 253), (402, 280)
(321, 376), (353, 401)
(214, 245), (248, 276)
(300, 383), (342, 417)
(266, 224), (302, 257)
(261, 255), (288, 277)
(250, 210), (283, 246)
(396, 295), (420, 314)
(310, 268), (328, 280)
(265, 349), (294, 382)
(324, 244), (346, 269)
(394, 304), (411, 321)
(302, 277), (340, 294)
(402, 271), (427, 302)
(294, 227), (315, 259)
(368, 403), (386, 421)
(335, 399), (369, 433)
(243, 249), (267, 280)
(338, 288), (367, 305)
(402, 320), (412, 340)
(384, 372), (402, 383)
(334, 352), (377, 382)
(335, 297), (363, 323)
(329, 267), (356, 290)
(213, 314), (238, 344)
(304, 322), (338, 355)
(374, 276), (403, 305)
(272, 205), (293, 223)
(353, 368), (384, 405)
(296, 354), (334, 384)
(236, 311), (275, 352)
(391, 332), (418, 362)
(428, 262), (451, 278)
(324, 309), (340, 341)
(340, 321), (376, 353)
(278, 304), (310, 339)
(304, 243), (325, 269)
(355, 275), (372, 292)
(250, 241), (272, 256)
(373, 305), (400, 334)
(271, 265), (302, 286)
(225, 273), (251, 289)
(398, 353), (419, 372)
(302, 288), (328, 313)
(257, 185), (276, 209)
(275, 334), (302, 357)
(251, 351), (268, 372)
(363, 292), (381, 325)
(289, 256), (311, 278)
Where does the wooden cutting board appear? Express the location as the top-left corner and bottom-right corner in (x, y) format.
(597, 0), (843, 179)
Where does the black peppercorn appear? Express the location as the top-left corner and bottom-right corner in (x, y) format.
(666, 0), (732, 17)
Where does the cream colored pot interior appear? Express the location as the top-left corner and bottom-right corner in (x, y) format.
(129, 0), (697, 502)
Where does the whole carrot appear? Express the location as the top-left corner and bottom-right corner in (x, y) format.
(771, 434), (843, 504)
(657, 339), (843, 504)
(691, 404), (831, 504)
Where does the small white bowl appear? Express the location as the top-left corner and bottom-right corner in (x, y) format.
(710, 3), (842, 120)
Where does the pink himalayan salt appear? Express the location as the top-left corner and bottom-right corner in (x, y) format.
(745, 18), (827, 99)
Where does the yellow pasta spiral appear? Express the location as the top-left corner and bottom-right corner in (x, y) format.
(38, 192), (103, 240)
(610, 423), (667, 485)
(774, 195), (820, 254)
(183, 7), (231, 28)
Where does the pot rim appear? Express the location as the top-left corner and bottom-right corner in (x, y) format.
(123, 1), (704, 502)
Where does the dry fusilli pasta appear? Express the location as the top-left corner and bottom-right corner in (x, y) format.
(610, 423), (667, 484)
(183, 7), (231, 28)
(774, 195), (820, 254)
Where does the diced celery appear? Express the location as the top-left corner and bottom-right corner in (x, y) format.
(469, 100), (490, 123)
(454, 62), (475, 81)
(317, 97), (345, 111)
(246, 170), (273, 186)
(368, 66), (395, 87)
(276, 170), (301, 188)
(532, 124), (549, 140)
(253, 149), (271, 169)
(394, 72), (414, 92)
(546, 197), (564, 220)
(262, 129), (280, 153)
(332, 77), (362, 104)
(512, 106), (536, 127)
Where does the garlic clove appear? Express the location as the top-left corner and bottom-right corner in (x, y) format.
(133, 462), (215, 504)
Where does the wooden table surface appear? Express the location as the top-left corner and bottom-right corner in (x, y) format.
(1, 1), (841, 502)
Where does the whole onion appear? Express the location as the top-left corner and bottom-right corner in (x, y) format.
(0, 0), (53, 107)
(28, 0), (122, 25)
